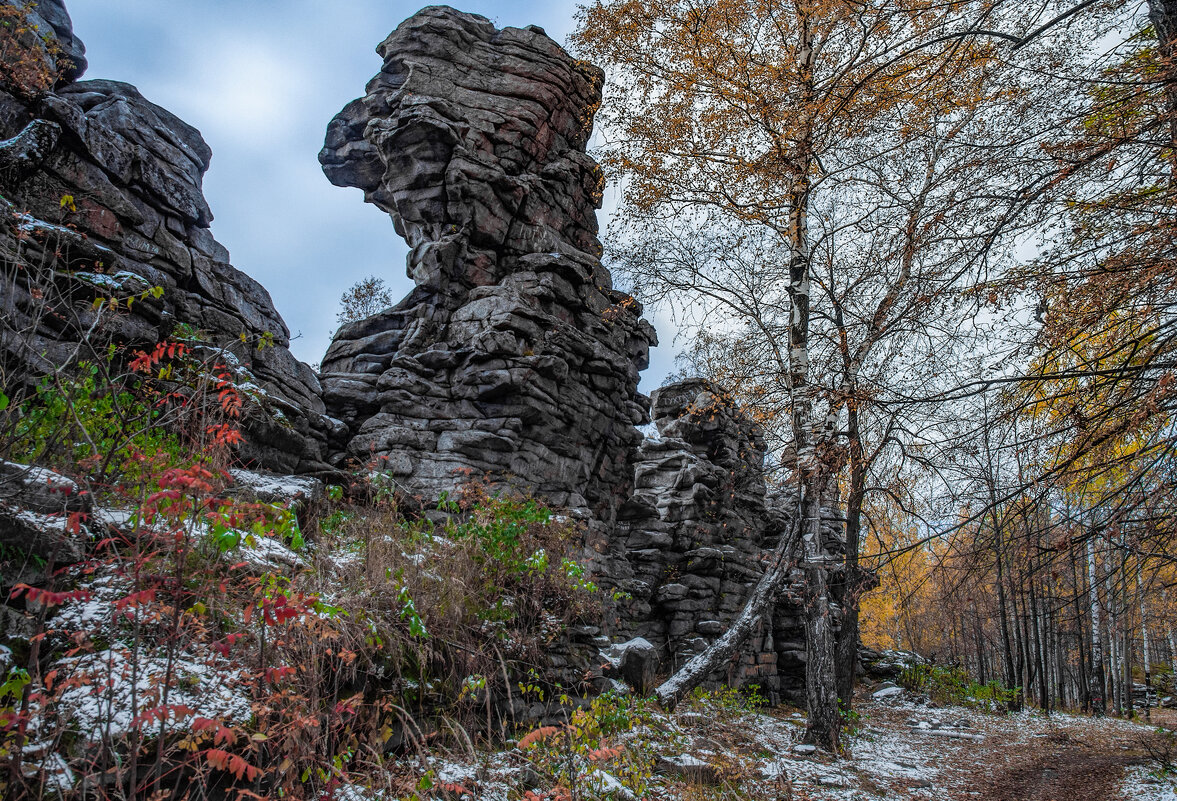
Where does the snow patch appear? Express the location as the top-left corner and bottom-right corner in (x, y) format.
(1118, 765), (1177, 801)
(57, 647), (250, 743)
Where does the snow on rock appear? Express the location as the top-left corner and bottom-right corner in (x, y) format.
(0, 460), (88, 513)
(93, 507), (144, 533)
(0, 460), (93, 566)
(905, 715), (984, 741)
(860, 648), (926, 680)
(600, 637), (655, 669)
(235, 532), (304, 572)
(72, 270), (150, 293)
(656, 753), (722, 784)
(0, 502), (89, 562)
(599, 636), (658, 693)
(57, 647), (250, 743)
(228, 468), (324, 510)
(872, 686), (904, 700)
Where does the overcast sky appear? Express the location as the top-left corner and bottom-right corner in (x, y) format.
(65, 0), (678, 388)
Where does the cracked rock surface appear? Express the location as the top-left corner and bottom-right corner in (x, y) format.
(319, 6), (655, 518)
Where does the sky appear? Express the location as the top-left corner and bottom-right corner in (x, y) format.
(65, 0), (679, 389)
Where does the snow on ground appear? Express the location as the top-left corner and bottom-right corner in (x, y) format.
(1118, 765), (1177, 800)
(338, 687), (1173, 800)
(45, 569), (129, 635)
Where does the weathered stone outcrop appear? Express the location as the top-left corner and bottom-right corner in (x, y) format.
(318, 6), (655, 518)
(598, 379), (844, 704)
(0, 4), (336, 474)
(0, 1), (850, 712)
(318, 6), (848, 705)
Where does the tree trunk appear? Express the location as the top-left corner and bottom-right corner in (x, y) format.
(1087, 536), (1106, 714)
(992, 507), (1018, 706)
(802, 486), (840, 750)
(1110, 604), (1123, 715)
(1163, 589), (1177, 694)
(1013, 576), (1030, 705)
(834, 404), (865, 710)
(1072, 545), (1091, 711)
(1030, 573), (1048, 712)
(1140, 565), (1152, 720)
(1123, 622), (1134, 718)
(1149, 0), (1177, 153)
(972, 602), (987, 686)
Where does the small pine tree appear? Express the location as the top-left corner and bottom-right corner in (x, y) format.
(337, 275), (393, 325)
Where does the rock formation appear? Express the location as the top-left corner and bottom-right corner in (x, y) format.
(318, 6), (846, 705)
(601, 379), (844, 704)
(0, 2), (337, 474)
(318, 6), (656, 519)
(0, 1), (848, 712)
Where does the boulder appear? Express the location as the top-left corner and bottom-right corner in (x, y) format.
(655, 754), (722, 785)
(0, 461), (90, 564)
(0, 502), (87, 563)
(860, 648), (926, 681)
(227, 468), (324, 514)
(0, 460), (89, 515)
(601, 637), (659, 694)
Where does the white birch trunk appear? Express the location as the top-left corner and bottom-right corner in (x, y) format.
(1087, 537), (1106, 714)
(1164, 589), (1177, 694)
(1140, 565), (1152, 719)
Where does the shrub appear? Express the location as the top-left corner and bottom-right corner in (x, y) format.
(0, 1), (73, 100)
(517, 690), (656, 801)
(0, 292), (609, 798)
(336, 275), (394, 325)
(898, 663), (1018, 711)
(681, 684), (768, 722)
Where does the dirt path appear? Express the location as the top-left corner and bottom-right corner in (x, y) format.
(838, 692), (1164, 801)
(962, 742), (1134, 801)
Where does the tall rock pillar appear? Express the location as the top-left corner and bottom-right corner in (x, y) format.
(318, 7), (655, 520)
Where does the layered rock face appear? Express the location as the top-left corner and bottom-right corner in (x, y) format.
(0, 3), (335, 474)
(318, 7), (656, 518)
(319, 6), (846, 704)
(604, 380), (844, 704)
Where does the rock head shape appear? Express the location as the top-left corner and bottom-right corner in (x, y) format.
(319, 6), (656, 518)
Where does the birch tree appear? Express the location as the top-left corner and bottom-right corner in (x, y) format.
(572, 0), (1023, 749)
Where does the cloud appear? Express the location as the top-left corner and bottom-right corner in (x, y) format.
(177, 38), (305, 144)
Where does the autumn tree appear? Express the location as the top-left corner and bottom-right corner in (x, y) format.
(571, 0), (1054, 748)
